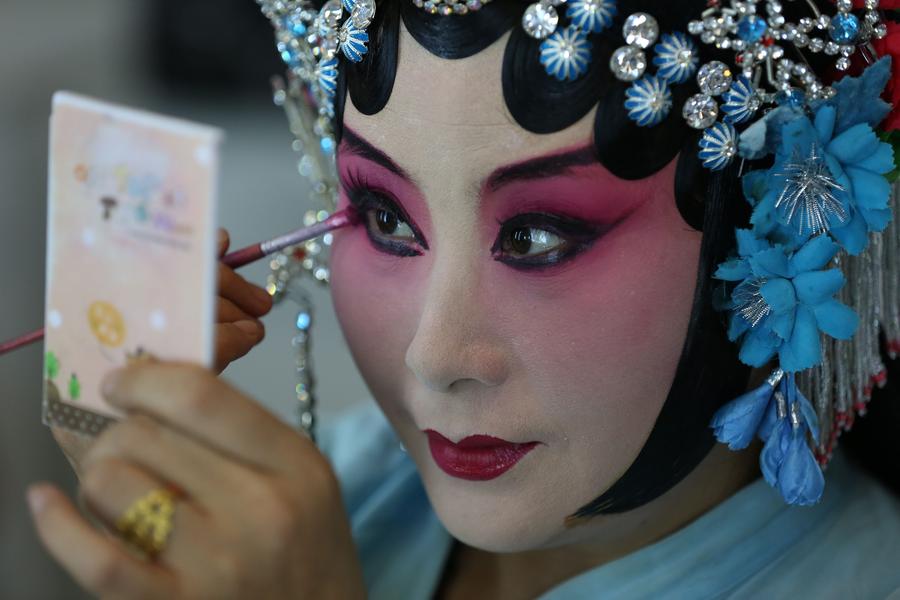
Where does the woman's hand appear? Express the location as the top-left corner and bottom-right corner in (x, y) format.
(213, 228), (273, 375)
(29, 362), (366, 599)
(50, 228), (274, 476)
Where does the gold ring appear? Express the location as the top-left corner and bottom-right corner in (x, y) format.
(115, 486), (179, 560)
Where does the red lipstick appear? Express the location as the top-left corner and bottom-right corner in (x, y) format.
(424, 430), (539, 481)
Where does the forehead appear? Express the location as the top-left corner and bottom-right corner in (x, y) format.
(342, 23), (597, 193)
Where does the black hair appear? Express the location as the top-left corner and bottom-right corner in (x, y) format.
(329, 0), (896, 516)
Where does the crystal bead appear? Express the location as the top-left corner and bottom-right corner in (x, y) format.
(808, 37), (825, 52)
(816, 14), (831, 30)
(798, 17), (814, 32)
(737, 15), (767, 42)
(683, 94), (719, 129)
(522, 2), (559, 39)
(610, 45), (647, 82)
(688, 20), (704, 35)
(836, 56), (851, 71)
(320, 0), (343, 27)
(825, 41), (840, 54)
(874, 22), (888, 39)
(774, 88), (806, 107)
(623, 13), (659, 49)
(697, 61), (733, 96)
(351, 0), (375, 28)
(830, 13), (860, 44)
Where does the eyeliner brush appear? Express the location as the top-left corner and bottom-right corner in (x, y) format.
(0, 207), (358, 357)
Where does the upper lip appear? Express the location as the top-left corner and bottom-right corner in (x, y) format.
(424, 429), (536, 448)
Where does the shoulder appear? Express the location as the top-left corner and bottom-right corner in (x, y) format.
(538, 450), (900, 600)
(317, 402), (454, 600)
(731, 453), (900, 599)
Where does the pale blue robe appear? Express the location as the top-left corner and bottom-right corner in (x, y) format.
(319, 402), (900, 599)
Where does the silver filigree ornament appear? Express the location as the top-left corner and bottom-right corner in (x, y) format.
(774, 144), (849, 237)
(256, 0), (350, 440)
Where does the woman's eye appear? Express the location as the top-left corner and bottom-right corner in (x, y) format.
(502, 227), (566, 258)
(493, 213), (603, 269)
(368, 207), (416, 242)
(342, 175), (426, 257)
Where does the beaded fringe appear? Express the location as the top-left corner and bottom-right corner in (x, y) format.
(798, 181), (900, 464)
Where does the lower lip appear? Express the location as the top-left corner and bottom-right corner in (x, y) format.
(425, 430), (539, 481)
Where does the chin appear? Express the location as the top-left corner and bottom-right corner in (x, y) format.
(429, 489), (563, 552)
(407, 448), (578, 553)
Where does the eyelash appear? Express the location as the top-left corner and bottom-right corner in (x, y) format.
(341, 172), (604, 270)
(343, 171), (428, 257)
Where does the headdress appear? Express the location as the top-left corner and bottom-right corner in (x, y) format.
(255, 0), (900, 505)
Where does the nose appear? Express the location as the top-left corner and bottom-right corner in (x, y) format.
(405, 260), (510, 393)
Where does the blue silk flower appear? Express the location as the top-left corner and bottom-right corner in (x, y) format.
(738, 58), (896, 255)
(713, 232), (859, 372)
(711, 371), (825, 505)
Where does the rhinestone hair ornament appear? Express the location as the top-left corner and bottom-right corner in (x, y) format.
(256, 0), (900, 506)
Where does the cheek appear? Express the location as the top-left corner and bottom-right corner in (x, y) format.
(489, 190), (702, 495)
(329, 218), (425, 420)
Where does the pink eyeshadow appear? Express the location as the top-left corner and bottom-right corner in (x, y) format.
(337, 151), (433, 238)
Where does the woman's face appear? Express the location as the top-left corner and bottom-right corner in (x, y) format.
(330, 27), (703, 553)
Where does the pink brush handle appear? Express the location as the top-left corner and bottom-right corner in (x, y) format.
(0, 329), (44, 356)
(0, 208), (357, 358)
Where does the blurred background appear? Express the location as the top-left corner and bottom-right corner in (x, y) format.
(0, 2), (369, 597)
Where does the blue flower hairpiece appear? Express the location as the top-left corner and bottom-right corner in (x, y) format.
(256, 0), (900, 507)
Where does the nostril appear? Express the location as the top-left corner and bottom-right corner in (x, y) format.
(406, 342), (509, 392)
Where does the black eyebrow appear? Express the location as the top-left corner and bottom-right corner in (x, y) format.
(339, 127), (413, 183)
(340, 127), (597, 193)
(484, 145), (598, 192)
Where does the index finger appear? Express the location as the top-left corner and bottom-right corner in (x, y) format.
(217, 228), (230, 257)
(101, 363), (310, 473)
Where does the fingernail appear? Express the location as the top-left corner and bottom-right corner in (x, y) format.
(101, 368), (124, 397)
(26, 485), (49, 515)
(235, 320), (262, 336)
(253, 285), (272, 305)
